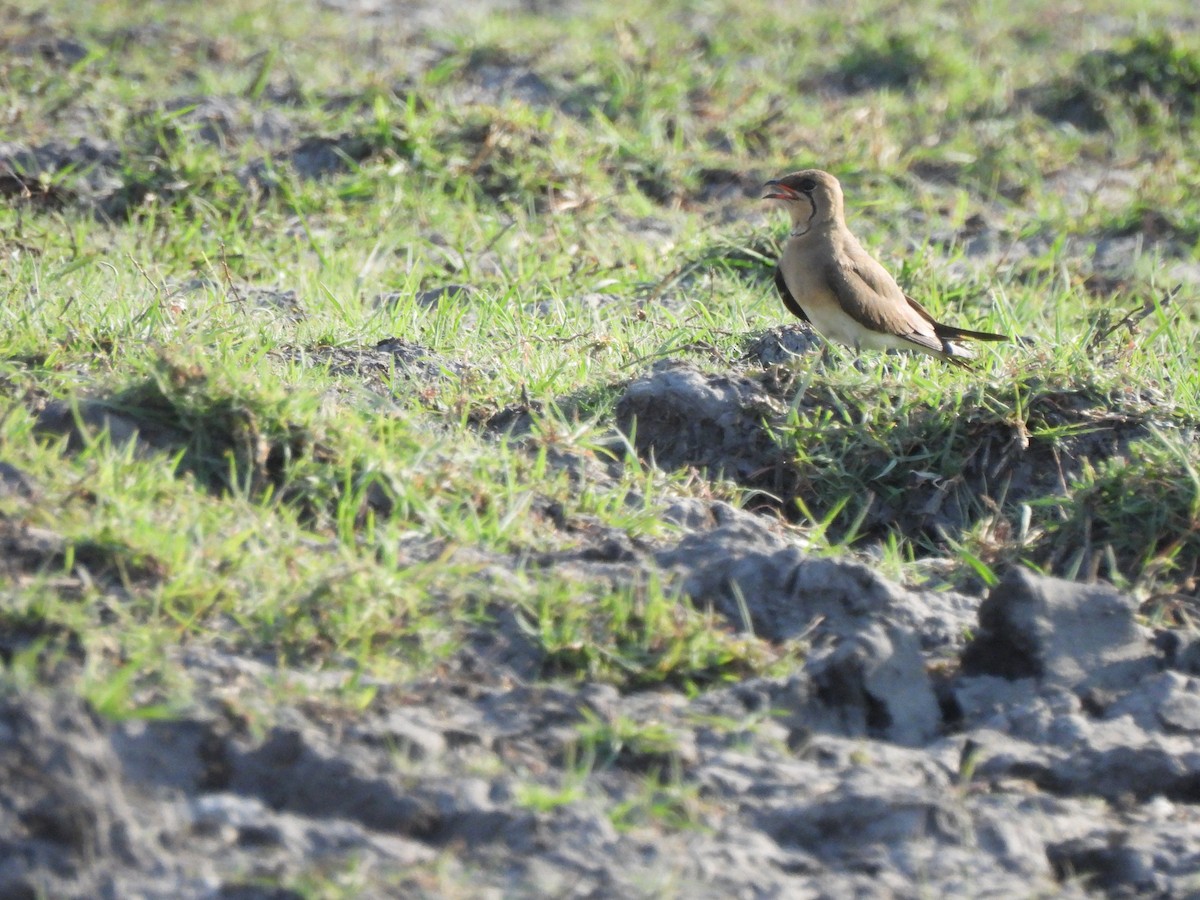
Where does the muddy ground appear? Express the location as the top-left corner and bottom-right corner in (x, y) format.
(7, 496), (1200, 898)
(5, 3), (1200, 899)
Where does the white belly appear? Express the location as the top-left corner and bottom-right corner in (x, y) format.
(805, 301), (916, 353)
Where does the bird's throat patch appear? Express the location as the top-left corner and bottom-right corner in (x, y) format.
(790, 195), (818, 237)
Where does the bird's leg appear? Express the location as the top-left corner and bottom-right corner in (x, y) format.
(819, 341), (835, 369)
(851, 341), (870, 373)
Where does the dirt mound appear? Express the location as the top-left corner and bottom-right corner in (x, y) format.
(612, 355), (1195, 591)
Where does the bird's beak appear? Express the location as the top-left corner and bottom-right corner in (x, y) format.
(763, 180), (800, 201)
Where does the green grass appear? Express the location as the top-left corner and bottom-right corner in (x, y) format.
(3, 0), (1200, 738)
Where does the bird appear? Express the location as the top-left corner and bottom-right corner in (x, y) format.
(763, 169), (1006, 365)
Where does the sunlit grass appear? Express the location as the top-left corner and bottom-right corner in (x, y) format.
(2, 0), (1199, 737)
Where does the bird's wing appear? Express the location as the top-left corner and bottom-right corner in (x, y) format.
(905, 292), (1007, 342)
(824, 250), (943, 354)
(774, 265), (810, 323)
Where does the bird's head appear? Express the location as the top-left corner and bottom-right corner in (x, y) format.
(763, 169), (844, 235)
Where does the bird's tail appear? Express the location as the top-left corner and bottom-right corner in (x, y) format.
(940, 342), (978, 367)
(939, 336), (1008, 366)
(936, 324), (1008, 342)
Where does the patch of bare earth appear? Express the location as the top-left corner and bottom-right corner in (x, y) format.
(7, 535), (1200, 895)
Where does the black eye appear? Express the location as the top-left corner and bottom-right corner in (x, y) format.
(798, 178), (816, 192)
